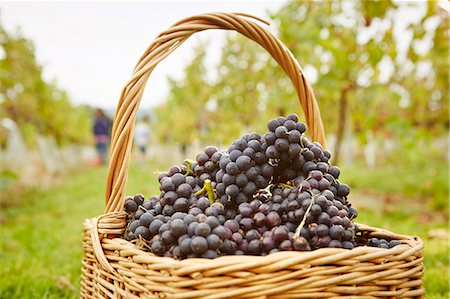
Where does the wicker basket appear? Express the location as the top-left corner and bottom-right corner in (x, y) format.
(80, 12), (424, 299)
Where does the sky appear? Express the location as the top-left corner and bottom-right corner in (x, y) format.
(1, 1), (286, 109)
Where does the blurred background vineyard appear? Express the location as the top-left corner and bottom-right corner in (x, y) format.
(0, 1), (448, 298)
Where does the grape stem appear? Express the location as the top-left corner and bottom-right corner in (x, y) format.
(139, 205), (148, 213)
(204, 179), (215, 205)
(194, 179), (215, 204)
(293, 193), (316, 240)
(183, 159), (196, 176)
(194, 187), (205, 196)
(279, 183), (294, 189)
(137, 236), (152, 251)
(300, 134), (306, 148)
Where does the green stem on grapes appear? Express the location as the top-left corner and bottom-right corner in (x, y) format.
(184, 159), (196, 176)
(204, 179), (215, 205)
(194, 186), (206, 196)
(194, 179), (215, 204)
(279, 183), (294, 188)
(293, 194), (316, 240)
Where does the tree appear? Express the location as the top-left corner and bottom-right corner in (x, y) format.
(400, 2), (449, 135)
(156, 1), (448, 165)
(271, 1), (448, 163)
(0, 25), (91, 146)
(207, 34), (270, 145)
(155, 43), (212, 147)
(271, 1), (397, 163)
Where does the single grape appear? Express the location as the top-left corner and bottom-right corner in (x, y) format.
(124, 200), (138, 213)
(329, 225), (345, 240)
(135, 226), (151, 240)
(191, 236), (208, 255)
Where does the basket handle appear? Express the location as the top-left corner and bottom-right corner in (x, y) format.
(105, 12), (326, 213)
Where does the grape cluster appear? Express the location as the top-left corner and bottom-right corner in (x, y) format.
(224, 199), (311, 255)
(192, 146), (222, 184)
(264, 115), (305, 157)
(124, 195), (164, 241)
(147, 202), (236, 258)
(124, 194), (159, 221)
(126, 192), (237, 258)
(122, 113), (397, 259)
(215, 133), (274, 207)
(260, 183), (356, 250)
(157, 163), (212, 217)
(367, 237), (401, 249)
(263, 114), (329, 184)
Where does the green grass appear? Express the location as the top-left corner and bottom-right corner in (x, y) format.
(0, 162), (163, 299)
(0, 159), (448, 298)
(341, 147), (449, 212)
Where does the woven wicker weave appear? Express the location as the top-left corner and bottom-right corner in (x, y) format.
(80, 12), (425, 298)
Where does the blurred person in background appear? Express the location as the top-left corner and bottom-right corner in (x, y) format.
(134, 115), (151, 164)
(93, 108), (111, 165)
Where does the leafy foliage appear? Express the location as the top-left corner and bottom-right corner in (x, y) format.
(155, 43), (211, 145)
(155, 1), (448, 163)
(0, 25), (91, 146)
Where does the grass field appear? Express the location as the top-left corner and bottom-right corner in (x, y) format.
(0, 159), (448, 298)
